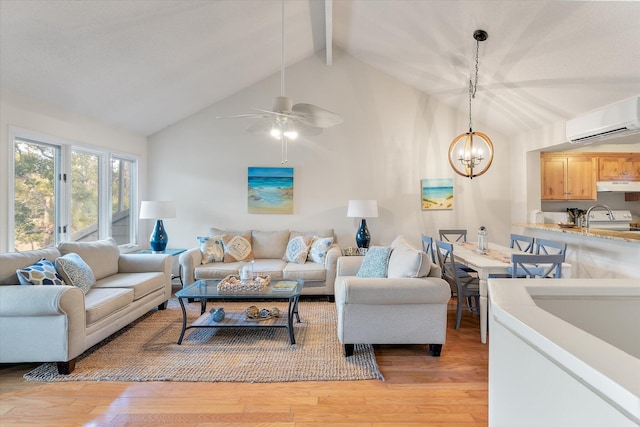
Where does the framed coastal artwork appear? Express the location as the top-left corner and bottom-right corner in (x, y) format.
(421, 178), (454, 210)
(248, 167), (294, 214)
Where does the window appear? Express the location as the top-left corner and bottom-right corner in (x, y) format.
(10, 132), (138, 251)
(13, 139), (61, 251)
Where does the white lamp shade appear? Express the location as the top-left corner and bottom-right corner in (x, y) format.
(139, 201), (176, 219)
(347, 200), (378, 218)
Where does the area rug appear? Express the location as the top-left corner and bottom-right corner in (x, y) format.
(24, 299), (383, 383)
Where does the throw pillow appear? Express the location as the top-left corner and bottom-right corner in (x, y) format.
(55, 253), (96, 294)
(16, 258), (66, 286)
(198, 236), (224, 264)
(283, 236), (312, 264)
(387, 236), (431, 278)
(222, 234), (254, 263)
(308, 236), (334, 264)
(356, 246), (392, 278)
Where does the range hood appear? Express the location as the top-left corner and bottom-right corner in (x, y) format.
(596, 181), (640, 192)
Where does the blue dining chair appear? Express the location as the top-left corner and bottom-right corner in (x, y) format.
(510, 234), (535, 253)
(511, 253), (564, 279)
(435, 240), (480, 329)
(421, 234), (436, 264)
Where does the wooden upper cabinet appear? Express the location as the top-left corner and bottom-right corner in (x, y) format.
(541, 153), (597, 201)
(598, 153), (640, 181)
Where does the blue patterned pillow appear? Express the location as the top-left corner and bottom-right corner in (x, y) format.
(283, 236), (312, 264)
(198, 236), (224, 264)
(16, 258), (66, 286)
(308, 236), (334, 264)
(55, 253), (96, 294)
(356, 246), (392, 278)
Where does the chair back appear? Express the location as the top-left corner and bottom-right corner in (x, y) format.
(439, 229), (468, 243)
(421, 234), (435, 264)
(510, 234), (534, 253)
(511, 254), (564, 278)
(535, 238), (567, 260)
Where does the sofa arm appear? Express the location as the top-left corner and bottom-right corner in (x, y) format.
(337, 256), (364, 277)
(335, 276), (451, 305)
(0, 285), (86, 363)
(118, 254), (171, 273)
(0, 285), (84, 316)
(179, 247), (202, 287)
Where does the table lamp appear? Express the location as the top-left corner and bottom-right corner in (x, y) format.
(139, 201), (176, 252)
(347, 200), (378, 248)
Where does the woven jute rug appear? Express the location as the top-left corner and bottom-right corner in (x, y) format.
(24, 299), (383, 383)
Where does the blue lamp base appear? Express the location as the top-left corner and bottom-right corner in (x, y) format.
(355, 218), (371, 248)
(150, 219), (168, 252)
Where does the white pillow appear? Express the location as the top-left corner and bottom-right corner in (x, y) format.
(198, 236), (224, 264)
(387, 236), (431, 278)
(283, 236), (312, 264)
(308, 236), (334, 264)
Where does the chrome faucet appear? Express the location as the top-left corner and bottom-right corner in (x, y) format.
(585, 204), (615, 231)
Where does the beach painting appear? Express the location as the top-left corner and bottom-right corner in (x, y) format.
(248, 167), (294, 214)
(421, 178), (454, 210)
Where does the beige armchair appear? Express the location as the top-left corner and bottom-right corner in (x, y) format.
(334, 236), (451, 357)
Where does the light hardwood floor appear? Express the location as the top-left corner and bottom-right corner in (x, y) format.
(0, 300), (488, 427)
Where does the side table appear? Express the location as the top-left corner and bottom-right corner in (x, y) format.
(134, 249), (186, 286)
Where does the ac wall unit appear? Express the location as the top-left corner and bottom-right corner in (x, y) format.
(566, 96), (640, 144)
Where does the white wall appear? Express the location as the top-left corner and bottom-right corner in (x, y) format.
(0, 90), (149, 252)
(147, 51), (512, 251)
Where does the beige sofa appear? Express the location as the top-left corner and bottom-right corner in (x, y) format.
(179, 228), (341, 297)
(0, 238), (172, 374)
(334, 236), (451, 357)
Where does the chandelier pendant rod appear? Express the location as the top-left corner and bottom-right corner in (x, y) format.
(280, 0), (285, 97)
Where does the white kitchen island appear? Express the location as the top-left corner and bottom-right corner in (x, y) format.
(513, 223), (640, 279)
(488, 278), (640, 427)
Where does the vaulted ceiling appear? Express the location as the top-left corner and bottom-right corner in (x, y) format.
(1, 0), (639, 138)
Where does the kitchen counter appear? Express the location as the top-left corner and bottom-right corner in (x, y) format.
(517, 223), (640, 243)
(512, 224), (640, 279)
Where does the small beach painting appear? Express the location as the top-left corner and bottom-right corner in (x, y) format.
(248, 167), (294, 214)
(421, 178), (454, 210)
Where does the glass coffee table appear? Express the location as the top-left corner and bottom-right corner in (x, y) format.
(175, 279), (303, 345)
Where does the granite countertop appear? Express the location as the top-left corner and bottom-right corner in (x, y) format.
(517, 223), (640, 243)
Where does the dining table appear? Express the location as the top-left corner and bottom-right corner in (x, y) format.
(451, 241), (572, 344)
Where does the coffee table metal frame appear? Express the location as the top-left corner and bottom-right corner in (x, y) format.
(175, 279), (302, 345)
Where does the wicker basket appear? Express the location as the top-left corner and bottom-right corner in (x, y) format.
(217, 274), (271, 292)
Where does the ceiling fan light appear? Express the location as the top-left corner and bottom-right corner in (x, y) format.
(283, 129), (298, 140)
(270, 126), (282, 139)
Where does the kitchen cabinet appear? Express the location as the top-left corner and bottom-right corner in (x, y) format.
(540, 153), (597, 201)
(598, 153), (640, 181)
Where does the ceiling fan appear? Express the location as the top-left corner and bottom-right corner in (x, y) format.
(218, 0), (343, 163)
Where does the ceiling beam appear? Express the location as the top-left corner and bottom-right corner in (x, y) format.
(325, 0), (333, 65)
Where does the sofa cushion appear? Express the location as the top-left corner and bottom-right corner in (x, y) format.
(94, 272), (165, 301)
(197, 236), (224, 264)
(283, 261), (327, 282)
(0, 247), (61, 286)
(84, 287), (134, 325)
(251, 230), (290, 259)
(57, 237), (120, 280)
(357, 246), (392, 278)
(290, 229), (334, 239)
(308, 236), (334, 264)
(16, 258), (66, 286)
(252, 259), (286, 279)
(55, 253), (96, 294)
(222, 233), (254, 263)
(388, 236), (431, 278)
(195, 263), (242, 280)
(283, 235), (312, 264)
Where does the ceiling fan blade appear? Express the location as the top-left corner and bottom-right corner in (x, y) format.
(292, 121), (323, 136)
(292, 103), (343, 128)
(217, 113), (270, 120)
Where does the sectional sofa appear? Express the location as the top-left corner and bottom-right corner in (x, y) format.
(0, 238), (172, 374)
